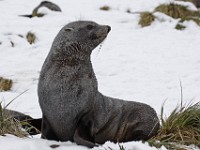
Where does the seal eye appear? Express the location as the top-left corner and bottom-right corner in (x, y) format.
(64, 28), (73, 32)
(87, 24), (95, 30)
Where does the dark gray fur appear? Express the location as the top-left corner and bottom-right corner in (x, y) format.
(38, 21), (160, 148)
(33, 1), (62, 13)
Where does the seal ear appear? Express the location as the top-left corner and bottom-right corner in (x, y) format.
(64, 28), (74, 32)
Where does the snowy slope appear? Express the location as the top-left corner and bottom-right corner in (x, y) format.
(0, 0), (200, 149)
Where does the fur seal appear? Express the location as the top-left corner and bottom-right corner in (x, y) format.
(38, 21), (160, 147)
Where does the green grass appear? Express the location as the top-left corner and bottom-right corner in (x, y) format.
(0, 90), (33, 137)
(149, 101), (200, 149)
(0, 103), (28, 137)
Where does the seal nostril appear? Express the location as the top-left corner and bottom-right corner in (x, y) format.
(107, 26), (111, 33)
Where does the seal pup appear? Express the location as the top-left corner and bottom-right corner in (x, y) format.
(38, 21), (160, 148)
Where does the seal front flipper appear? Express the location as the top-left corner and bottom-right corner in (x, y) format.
(41, 115), (59, 140)
(73, 124), (97, 148)
(25, 118), (42, 135)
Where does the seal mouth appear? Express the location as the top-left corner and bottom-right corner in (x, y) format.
(95, 25), (111, 40)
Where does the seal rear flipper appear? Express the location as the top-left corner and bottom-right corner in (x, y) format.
(23, 118), (42, 135)
(73, 126), (97, 148)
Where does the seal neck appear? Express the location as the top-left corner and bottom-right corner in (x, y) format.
(50, 41), (91, 67)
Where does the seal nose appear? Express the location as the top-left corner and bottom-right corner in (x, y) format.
(106, 26), (111, 33)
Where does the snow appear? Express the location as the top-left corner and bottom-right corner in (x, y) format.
(0, 0), (200, 149)
(0, 134), (168, 150)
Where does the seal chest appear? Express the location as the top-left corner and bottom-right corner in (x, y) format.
(38, 20), (159, 147)
(38, 21), (111, 142)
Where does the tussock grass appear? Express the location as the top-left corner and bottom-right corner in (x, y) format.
(155, 3), (200, 19)
(100, 5), (111, 11)
(0, 77), (13, 92)
(139, 12), (155, 27)
(154, 3), (200, 28)
(26, 32), (36, 44)
(149, 101), (200, 149)
(0, 91), (34, 137)
(0, 103), (28, 137)
(137, 3), (200, 28)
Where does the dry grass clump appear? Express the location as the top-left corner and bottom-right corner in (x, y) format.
(149, 101), (200, 149)
(137, 3), (200, 28)
(0, 91), (36, 137)
(31, 11), (45, 18)
(155, 3), (200, 19)
(155, 3), (200, 29)
(0, 103), (28, 137)
(100, 5), (111, 11)
(139, 12), (155, 27)
(0, 77), (13, 92)
(26, 32), (36, 44)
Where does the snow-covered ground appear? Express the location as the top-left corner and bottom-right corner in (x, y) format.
(0, 0), (200, 149)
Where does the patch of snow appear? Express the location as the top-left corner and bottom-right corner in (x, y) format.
(0, 0), (200, 149)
